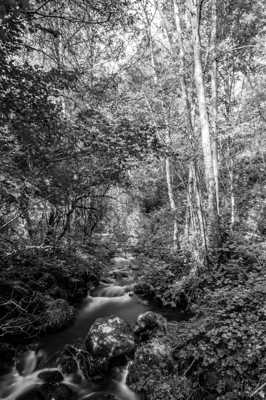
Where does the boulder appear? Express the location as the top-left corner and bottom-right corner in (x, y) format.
(0, 342), (15, 375)
(44, 299), (75, 332)
(134, 311), (167, 342)
(38, 369), (64, 384)
(127, 338), (174, 388)
(84, 316), (135, 380)
(85, 316), (135, 360)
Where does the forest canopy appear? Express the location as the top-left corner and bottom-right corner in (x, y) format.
(0, 1), (265, 399)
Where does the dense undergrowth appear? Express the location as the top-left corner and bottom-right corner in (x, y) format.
(0, 246), (103, 343)
(130, 235), (266, 399)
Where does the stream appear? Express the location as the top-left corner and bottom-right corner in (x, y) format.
(0, 255), (186, 400)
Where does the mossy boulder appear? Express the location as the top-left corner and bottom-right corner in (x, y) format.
(85, 316), (135, 360)
(84, 316), (135, 381)
(43, 299), (75, 332)
(134, 311), (167, 342)
(127, 338), (174, 398)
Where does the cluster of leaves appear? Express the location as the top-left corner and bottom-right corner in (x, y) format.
(132, 234), (266, 399)
(0, 1), (159, 250)
(170, 238), (266, 400)
(0, 246), (101, 341)
(134, 252), (192, 308)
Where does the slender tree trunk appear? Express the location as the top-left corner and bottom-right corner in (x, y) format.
(173, 0), (206, 260)
(173, 0), (194, 137)
(210, 0), (220, 216)
(229, 159), (235, 230)
(189, 0), (220, 250)
(185, 164), (196, 238)
(165, 157), (178, 251)
(144, 5), (179, 252)
(192, 164), (207, 249)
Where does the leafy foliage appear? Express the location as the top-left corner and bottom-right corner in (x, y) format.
(134, 252), (192, 308)
(167, 239), (266, 400)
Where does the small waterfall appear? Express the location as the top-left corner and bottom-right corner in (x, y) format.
(113, 362), (139, 400)
(0, 348), (139, 400)
(0, 351), (41, 399)
(84, 293), (133, 311)
(96, 284), (133, 297)
(0, 351), (80, 400)
(0, 278), (155, 400)
(17, 350), (42, 376)
(120, 361), (131, 385)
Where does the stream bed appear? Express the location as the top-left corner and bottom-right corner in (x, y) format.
(0, 283), (186, 400)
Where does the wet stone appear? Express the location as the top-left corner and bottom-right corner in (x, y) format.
(38, 369), (64, 384)
(134, 311), (167, 342)
(16, 388), (45, 400)
(85, 316), (135, 360)
(127, 338), (174, 389)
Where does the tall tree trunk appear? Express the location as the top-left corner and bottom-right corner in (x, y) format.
(210, 0), (220, 216)
(172, 0), (206, 259)
(165, 157), (178, 251)
(229, 158), (235, 230)
(192, 163), (207, 252)
(144, 4), (179, 252)
(173, 0), (194, 137)
(189, 0), (220, 250)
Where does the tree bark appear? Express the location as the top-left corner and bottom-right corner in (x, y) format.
(173, 0), (207, 260)
(189, 0), (220, 250)
(165, 157), (178, 251)
(173, 0), (194, 137)
(229, 158), (235, 230)
(210, 0), (220, 216)
(144, 4), (179, 252)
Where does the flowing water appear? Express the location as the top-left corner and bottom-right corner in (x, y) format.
(0, 255), (187, 400)
(0, 290), (146, 400)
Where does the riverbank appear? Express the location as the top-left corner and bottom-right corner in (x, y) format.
(0, 247), (102, 347)
(125, 243), (266, 400)
(0, 248), (191, 400)
(1, 244), (266, 400)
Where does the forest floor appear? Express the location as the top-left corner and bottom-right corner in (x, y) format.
(0, 242), (265, 400)
(0, 248), (101, 353)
